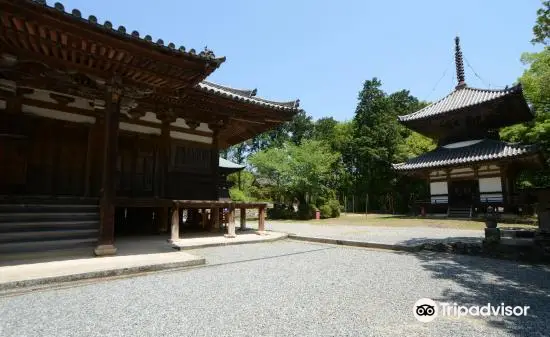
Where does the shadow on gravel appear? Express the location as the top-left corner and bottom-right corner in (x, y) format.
(407, 249), (550, 336)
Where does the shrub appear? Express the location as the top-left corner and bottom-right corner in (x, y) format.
(319, 204), (333, 219)
(317, 199), (341, 219)
(267, 204), (294, 220)
(229, 188), (247, 202)
(328, 199), (341, 218)
(297, 203), (317, 220)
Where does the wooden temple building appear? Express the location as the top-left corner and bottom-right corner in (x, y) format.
(393, 37), (543, 218)
(0, 0), (300, 255)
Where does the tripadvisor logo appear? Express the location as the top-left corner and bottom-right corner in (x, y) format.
(413, 298), (530, 322)
(414, 298), (438, 322)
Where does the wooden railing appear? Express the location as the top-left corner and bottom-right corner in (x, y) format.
(169, 200), (268, 242)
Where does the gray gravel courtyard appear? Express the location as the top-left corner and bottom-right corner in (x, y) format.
(1, 240), (549, 337)
(254, 220), (485, 246)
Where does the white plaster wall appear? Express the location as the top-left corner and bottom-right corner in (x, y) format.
(479, 177), (502, 193)
(479, 177), (503, 202)
(430, 181), (448, 195)
(430, 181), (448, 204)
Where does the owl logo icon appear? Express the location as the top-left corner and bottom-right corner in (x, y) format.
(413, 298), (438, 322)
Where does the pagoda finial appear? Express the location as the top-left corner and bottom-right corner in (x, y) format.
(455, 36), (466, 89)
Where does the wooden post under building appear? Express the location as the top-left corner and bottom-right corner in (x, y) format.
(95, 81), (122, 256)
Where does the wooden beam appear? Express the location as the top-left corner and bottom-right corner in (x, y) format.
(5, 96), (22, 114)
(15, 97), (219, 139)
(1, 1), (217, 73)
(0, 9), (211, 86)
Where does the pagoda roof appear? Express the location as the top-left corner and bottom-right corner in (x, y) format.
(219, 157), (245, 172)
(196, 82), (300, 111)
(393, 139), (539, 171)
(398, 84), (525, 123)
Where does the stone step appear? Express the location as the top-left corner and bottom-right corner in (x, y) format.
(0, 212), (99, 223)
(0, 220), (98, 233)
(0, 229), (98, 243)
(448, 207), (472, 218)
(0, 238), (97, 254)
(0, 196), (99, 205)
(0, 204), (98, 213)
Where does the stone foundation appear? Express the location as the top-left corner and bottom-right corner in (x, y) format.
(416, 240), (550, 264)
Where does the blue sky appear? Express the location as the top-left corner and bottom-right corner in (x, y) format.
(61, 0), (544, 121)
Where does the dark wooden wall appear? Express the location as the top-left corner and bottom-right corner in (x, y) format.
(0, 114), (88, 196)
(1, 113), (217, 200)
(166, 144), (216, 200)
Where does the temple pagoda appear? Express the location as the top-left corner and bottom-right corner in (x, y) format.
(393, 37), (543, 217)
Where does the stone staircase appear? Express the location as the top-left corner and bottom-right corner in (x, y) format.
(448, 206), (472, 218)
(0, 202), (99, 254)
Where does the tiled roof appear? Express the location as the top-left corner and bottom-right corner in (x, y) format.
(196, 82), (300, 111)
(203, 81), (257, 98)
(26, 0), (225, 65)
(398, 84), (523, 122)
(393, 139), (538, 171)
(219, 157), (245, 170)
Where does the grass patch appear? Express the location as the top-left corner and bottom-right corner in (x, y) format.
(270, 213), (537, 231)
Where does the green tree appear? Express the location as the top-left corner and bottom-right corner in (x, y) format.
(351, 78), (401, 207)
(287, 110), (314, 145)
(312, 117), (338, 143)
(249, 140), (340, 205)
(532, 0), (550, 45)
(501, 47), (550, 187)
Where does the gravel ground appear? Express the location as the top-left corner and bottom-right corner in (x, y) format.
(1, 240), (549, 337)
(251, 221), (484, 246)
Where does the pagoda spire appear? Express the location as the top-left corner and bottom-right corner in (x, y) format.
(454, 36), (466, 89)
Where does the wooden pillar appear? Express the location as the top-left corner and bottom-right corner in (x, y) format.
(94, 80), (122, 256)
(170, 204), (180, 242)
(210, 207), (220, 232)
(201, 208), (208, 229)
(159, 206), (169, 233)
(158, 119), (171, 198)
(445, 169), (452, 216)
(257, 206), (266, 233)
(240, 207), (246, 230)
(83, 121), (97, 197)
(501, 166), (509, 210)
(209, 123), (221, 201)
(224, 205), (236, 238)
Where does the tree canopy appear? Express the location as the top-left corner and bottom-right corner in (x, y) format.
(224, 2), (550, 216)
(532, 0), (550, 45)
